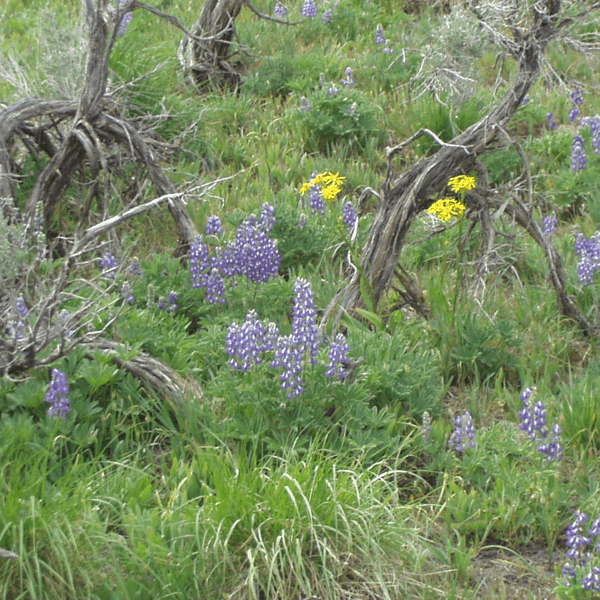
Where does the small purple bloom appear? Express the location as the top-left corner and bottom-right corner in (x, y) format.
(300, 96), (312, 111)
(574, 231), (600, 286)
(101, 253), (118, 279)
(571, 89), (584, 106)
(448, 411), (476, 453)
(121, 282), (135, 303)
(571, 135), (587, 171)
(226, 310), (278, 371)
(546, 112), (556, 130)
(325, 333), (350, 378)
(342, 201), (357, 233)
(274, 1), (286, 17)
(117, 2), (133, 38)
(375, 24), (386, 45)
(205, 215), (224, 236)
(542, 215), (558, 236)
(301, 0), (318, 18)
(308, 186), (325, 216)
(190, 236), (209, 289)
(15, 296), (29, 318)
(44, 368), (71, 419)
(259, 203), (276, 233)
(129, 257), (143, 276)
(168, 290), (178, 313)
(340, 67), (354, 86)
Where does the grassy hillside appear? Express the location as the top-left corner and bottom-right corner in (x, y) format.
(2, 0), (600, 598)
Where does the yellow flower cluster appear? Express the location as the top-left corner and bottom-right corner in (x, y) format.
(447, 175), (476, 194)
(427, 198), (466, 222)
(300, 171), (345, 202)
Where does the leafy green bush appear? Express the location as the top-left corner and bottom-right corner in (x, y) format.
(298, 87), (382, 154)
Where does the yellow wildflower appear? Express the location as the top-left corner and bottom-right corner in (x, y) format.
(300, 171), (345, 198)
(321, 171), (345, 187)
(447, 175), (476, 194)
(321, 184), (341, 201)
(427, 198), (466, 222)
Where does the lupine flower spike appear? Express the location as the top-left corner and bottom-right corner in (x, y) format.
(448, 411), (476, 453)
(45, 368), (71, 419)
(301, 0), (318, 18)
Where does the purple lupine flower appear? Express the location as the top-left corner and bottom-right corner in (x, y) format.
(274, 1), (286, 17)
(327, 83), (339, 96)
(321, 8), (332, 22)
(574, 231), (600, 286)
(518, 387), (564, 462)
(259, 203), (276, 233)
(300, 96), (312, 111)
(571, 89), (584, 106)
(519, 391), (547, 441)
(569, 106), (581, 124)
(168, 290), (178, 313)
(157, 296), (167, 311)
(15, 297), (29, 318)
(569, 91), (583, 123)
(121, 282), (135, 303)
(271, 335), (305, 398)
(581, 567), (600, 592)
(205, 215), (224, 236)
(269, 278), (320, 398)
(116, 1), (133, 37)
(340, 67), (354, 86)
(203, 268), (227, 304)
(448, 411), (476, 453)
(129, 257), (143, 276)
(308, 187), (325, 215)
(566, 511), (591, 564)
(231, 214), (280, 284)
(546, 112), (557, 130)
(44, 368), (71, 419)
(226, 310), (277, 371)
(291, 277), (320, 364)
(190, 236), (209, 288)
(325, 332), (350, 378)
(101, 253), (118, 279)
(538, 422), (563, 462)
(342, 201), (357, 233)
(581, 115), (600, 155)
(542, 215), (558, 236)
(7, 320), (24, 340)
(571, 135), (587, 171)
(215, 245), (236, 278)
(301, 0), (318, 18)
(375, 23), (386, 45)
(382, 44), (394, 54)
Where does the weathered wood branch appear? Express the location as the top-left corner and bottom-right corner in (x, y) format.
(81, 338), (203, 403)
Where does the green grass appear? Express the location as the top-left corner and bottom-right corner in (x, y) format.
(2, 0), (600, 598)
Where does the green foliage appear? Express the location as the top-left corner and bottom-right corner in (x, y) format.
(349, 327), (445, 419)
(298, 87), (382, 154)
